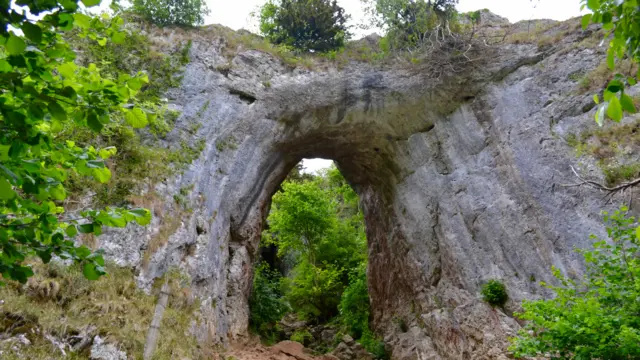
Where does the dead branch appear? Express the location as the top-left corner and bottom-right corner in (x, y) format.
(562, 166), (640, 193)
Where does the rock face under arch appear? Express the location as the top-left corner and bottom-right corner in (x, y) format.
(98, 20), (638, 359)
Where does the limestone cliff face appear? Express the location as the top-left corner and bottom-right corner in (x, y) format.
(97, 17), (638, 359)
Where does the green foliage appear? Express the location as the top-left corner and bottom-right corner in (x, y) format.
(132, 0), (210, 27)
(338, 264), (369, 339)
(0, 0), (156, 283)
(257, 165), (387, 356)
(258, 0), (349, 52)
(59, 16), (198, 207)
(263, 165), (366, 321)
(510, 207), (640, 359)
(582, 0), (640, 125)
(282, 259), (345, 321)
(480, 279), (508, 307)
(358, 330), (389, 360)
(602, 162), (640, 187)
(290, 328), (313, 344)
(361, 0), (459, 50)
(249, 263), (289, 341)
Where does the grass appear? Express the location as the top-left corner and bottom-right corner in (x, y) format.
(577, 59), (638, 93)
(215, 136), (238, 152)
(566, 119), (640, 187)
(505, 22), (558, 45)
(0, 261), (206, 359)
(602, 163), (640, 187)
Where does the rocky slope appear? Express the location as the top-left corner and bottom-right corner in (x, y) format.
(92, 13), (639, 359)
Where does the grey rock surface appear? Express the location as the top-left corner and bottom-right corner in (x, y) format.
(90, 336), (127, 360)
(94, 16), (639, 359)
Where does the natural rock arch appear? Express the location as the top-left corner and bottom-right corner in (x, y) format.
(99, 25), (631, 359)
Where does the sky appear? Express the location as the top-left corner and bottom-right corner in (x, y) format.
(206, 0), (585, 35)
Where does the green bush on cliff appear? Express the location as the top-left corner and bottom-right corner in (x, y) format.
(258, 0), (350, 52)
(481, 279), (508, 307)
(132, 0), (210, 27)
(510, 207), (640, 359)
(361, 0), (459, 50)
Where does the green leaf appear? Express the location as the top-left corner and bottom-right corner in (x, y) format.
(581, 14), (592, 30)
(60, 0), (78, 10)
(76, 246), (91, 259)
(39, 250), (52, 264)
(0, 59), (12, 72)
(5, 34), (26, 55)
(620, 94), (637, 113)
(111, 31), (127, 44)
(0, 145), (10, 161)
(50, 184), (67, 200)
(22, 22), (42, 44)
(48, 101), (67, 121)
(83, 262), (101, 280)
(124, 108), (148, 128)
(127, 78), (142, 90)
(636, 226), (640, 240)
(66, 225), (78, 237)
(98, 147), (117, 159)
(606, 79), (623, 93)
(60, 86), (77, 99)
(78, 223), (94, 234)
(593, 94), (599, 104)
(128, 208), (152, 226)
(586, 0), (600, 10)
(58, 62), (77, 78)
(0, 177), (16, 200)
(87, 112), (103, 132)
(606, 96), (623, 122)
(81, 0), (101, 7)
(606, 50), (615, 70)
(92, 167), (111, 183)
(97, 37), (107, 46)
(73, 13), (92, 29)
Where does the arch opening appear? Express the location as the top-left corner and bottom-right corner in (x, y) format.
(249, 159), (380, 354)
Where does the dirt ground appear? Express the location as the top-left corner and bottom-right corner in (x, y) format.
(225, 340), (339, 360)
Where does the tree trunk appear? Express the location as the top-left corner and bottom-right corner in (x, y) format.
(143, 278), (170, 360)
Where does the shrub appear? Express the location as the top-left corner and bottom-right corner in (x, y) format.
(338, 264), (369, 339)
(480, 279), (508, 307)
(282, 260), (345, 322)
(249, 263), (288, 340)
(132, 0), (210, 27)
(361, 0), (459, 50)
(258, 0), (349, 52)
(359, 329), (389, 360)
(290, 329), (313, 345)
(510, 207), (640, 359)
